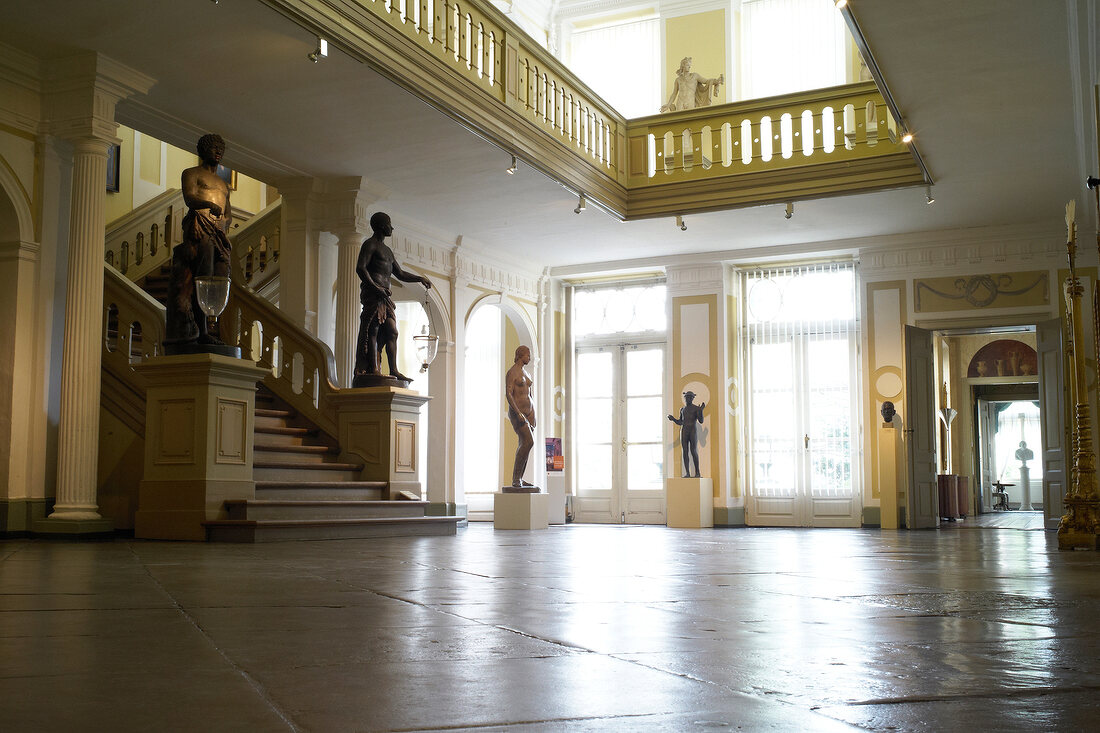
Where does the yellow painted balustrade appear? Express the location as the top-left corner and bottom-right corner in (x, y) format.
(625, 82), (924, 217)
(231, 198), (282, 292)
(262, 1), (924, 218)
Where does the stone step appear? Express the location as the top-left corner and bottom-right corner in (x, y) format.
(253, 461), (363, 483)
(255, 481), (387, 501)
(204, 516), (461, 542)
(224, 499), (428, 521)
(253, 444), (339, 462)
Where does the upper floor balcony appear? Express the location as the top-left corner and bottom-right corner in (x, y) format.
(261, 0), (926, 220)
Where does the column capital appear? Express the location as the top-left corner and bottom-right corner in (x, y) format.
(316, 176), (389, 236)
(42, 52), (155, 145)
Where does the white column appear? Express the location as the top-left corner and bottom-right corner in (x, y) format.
(335, 229), (362, 387)
(50, 137), (111, 521)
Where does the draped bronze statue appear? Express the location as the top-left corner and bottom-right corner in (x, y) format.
(164, 133), (234, 354)
(352, 212), (432, 387)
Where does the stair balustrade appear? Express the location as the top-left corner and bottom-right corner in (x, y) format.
(105, 189), (184, 284)
(223, 284), (341, 441)
(231, 197), (282, 292)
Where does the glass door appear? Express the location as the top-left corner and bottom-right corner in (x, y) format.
(574, 343), (665, 523)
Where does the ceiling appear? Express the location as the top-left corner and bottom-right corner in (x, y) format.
(0, 0), (1095, 274)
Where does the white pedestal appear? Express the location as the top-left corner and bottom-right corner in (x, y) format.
(545, 474), (566, 525)
(666, 478), (713, 528)
(494, 492), (549, 530)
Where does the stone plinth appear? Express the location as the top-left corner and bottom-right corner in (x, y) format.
(134, 353), (269, 540)
(494, 491), (549, 530)
(878, 425), (901, 529)
(329, 386), (430, 499)
(545, 473), (566, 525)
(666, 477), (713, 528)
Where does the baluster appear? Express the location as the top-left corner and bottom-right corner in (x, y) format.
(105, 250), (115, 267)
(463, 13), (472, 70)
(120, 241), (129, 274)
(135, 232), (144, 265)
(420, 0), (431, 40)
(150, 222), (159, 256)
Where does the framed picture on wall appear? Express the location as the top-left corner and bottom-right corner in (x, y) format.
(215, 163), (237, 191)
(106, 144), (121, 193)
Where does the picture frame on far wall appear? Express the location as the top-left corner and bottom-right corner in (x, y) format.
(215, 163), (238, 191)
(106, 144), (121, 193)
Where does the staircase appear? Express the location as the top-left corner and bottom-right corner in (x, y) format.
(203, 388), (458, 542)
(102, 197), (460, 542)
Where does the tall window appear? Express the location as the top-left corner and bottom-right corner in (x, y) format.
(463, 305), (502, 513)
(743, 262), (859, 526)
(567, 16), (661, 118)
(740, 0), (848, 99)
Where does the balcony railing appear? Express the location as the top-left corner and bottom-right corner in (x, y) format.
(263, 0), (924, 218)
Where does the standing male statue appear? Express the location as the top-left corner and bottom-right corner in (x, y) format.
(660, 57), (724, 113)
(668, 391), (705, 478)
(165, 133), (232, 351)
(352, 212), (432, 387)
(505, 345), (538, 491)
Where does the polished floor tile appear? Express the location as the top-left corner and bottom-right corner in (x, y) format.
(3, 523), (1099, 731)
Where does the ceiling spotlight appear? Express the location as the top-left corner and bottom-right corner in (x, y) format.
(784, 202), (794, 219)
(574, 192), (587, 214)
(675, 215), (687, 231)
(308, 37), (329, 62)
(901, 130), (914, 144)
(506, 155), (517, 175)
(925, 185), (935, 205)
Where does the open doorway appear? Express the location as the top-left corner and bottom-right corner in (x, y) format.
(927, 325), (1052, 530)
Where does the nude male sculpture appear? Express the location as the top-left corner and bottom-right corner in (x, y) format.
(165, 133), (232, 349)
(668, 391), (705, 478)
(352, 212), (432, 385)
(505, 345), (537, 489)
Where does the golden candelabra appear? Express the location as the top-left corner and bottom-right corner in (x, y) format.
(1058, 191), (1100, 550)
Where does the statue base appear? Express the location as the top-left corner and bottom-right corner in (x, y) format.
(666, 477), (713, 528)
(494, 491), (548, 530)
(501, 485), (540, 494)
(352, 373), (412, 389)
(164, 341), (241, 359)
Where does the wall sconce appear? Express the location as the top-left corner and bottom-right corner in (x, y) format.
(784, 202), (794, 219)
(506, 155), (518, 175)
(675, 215), (687, 231)
(412, 290), (439, 373)
(574, 192), (586, 214)
(308, 38), (329, 62)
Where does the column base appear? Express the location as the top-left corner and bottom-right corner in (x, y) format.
(1057, 497), (1100, 550)
(32, 516), (114, 538)
(494, 492), (548, 530)
(667, 477), (713, 528)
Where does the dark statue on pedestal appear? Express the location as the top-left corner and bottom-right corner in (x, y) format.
(668, 391), (705, 478)
(352, 212), (432, 388)
(164, 133), (238, 357)
(881, 401), (896, 425)
(504, 345), (539, 493)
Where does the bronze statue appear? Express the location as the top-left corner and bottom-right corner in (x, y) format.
(352, 212), (431, 387)
(505, 345), (537, 491)
(660, 57), (724, 113)
(668, 391), (705, 478)
(165, 133), (233, 352)
(881, 401), (896, 424)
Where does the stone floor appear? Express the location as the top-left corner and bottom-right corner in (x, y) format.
(2, 523), (1098, 732)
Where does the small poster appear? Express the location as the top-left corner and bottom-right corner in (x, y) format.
(546, 438), (563, 471)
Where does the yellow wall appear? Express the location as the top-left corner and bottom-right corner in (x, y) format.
(105, 126), (135, 225)
(664, 10), (727, 106)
